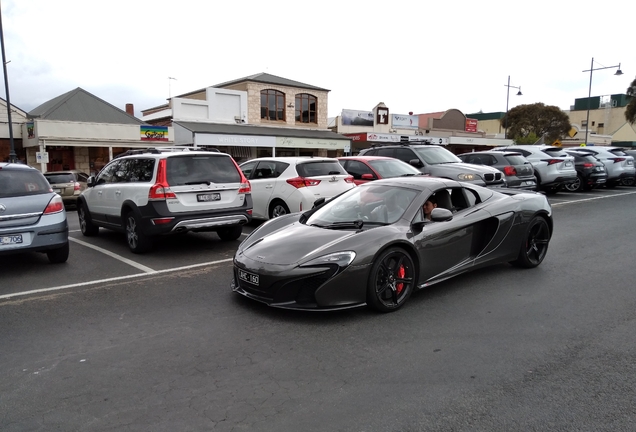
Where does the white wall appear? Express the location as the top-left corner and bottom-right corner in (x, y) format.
(171, 87), (248, 124)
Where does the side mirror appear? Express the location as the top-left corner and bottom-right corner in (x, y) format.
(430, 207), (453, 222)
(361, 173), (374, 180)
(312, 197), (326, 209)
(86, 176), (96, 187)
(409, 158), (423, 168)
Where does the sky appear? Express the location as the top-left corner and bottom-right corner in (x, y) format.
(1, 0), (633, 120)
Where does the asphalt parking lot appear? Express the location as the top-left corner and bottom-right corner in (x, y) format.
(2, 186), (636, 300)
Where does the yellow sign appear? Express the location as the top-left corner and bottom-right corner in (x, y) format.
(552, 139), (562, 147)
(580, 143), (586, 147)
(568, 127), (577, 138)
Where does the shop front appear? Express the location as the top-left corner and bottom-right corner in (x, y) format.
(344, 132), (449, 154)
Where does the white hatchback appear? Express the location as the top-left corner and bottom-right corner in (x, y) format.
(239, 157), (356, 220)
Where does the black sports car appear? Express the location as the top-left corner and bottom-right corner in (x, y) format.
(231, 177), (553, 312)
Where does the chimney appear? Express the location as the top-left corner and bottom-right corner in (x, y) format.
(125, 103), (134, 116)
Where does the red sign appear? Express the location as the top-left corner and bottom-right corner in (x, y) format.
(344, 133), (369, 142)
(465, 118), (478, 133)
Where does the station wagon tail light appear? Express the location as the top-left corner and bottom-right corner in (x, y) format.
(231, 158), (251, 194)
(541, 159), (562, 165)
(583, 162), (595, 168)
(503, 166), (517, 176)
(344, 175), (355, 184)
(149, 159), (177, 200)
(286, 177), (321, 188)
(73, 182), (81, 191)
(610, 157), (625, 163)
(43, 195), (64, 214)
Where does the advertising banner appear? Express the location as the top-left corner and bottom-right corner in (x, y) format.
(341, 109), (374, 126)
(465, 118), (478, 133)
(392, 114), (419, 129)
(140, 125), (169, 141)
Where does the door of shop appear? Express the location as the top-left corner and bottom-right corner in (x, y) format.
(46, 147), (75, 171)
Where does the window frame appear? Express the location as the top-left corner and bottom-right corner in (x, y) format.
(295, 93), (317, 124)
(261, 89), (286, 122)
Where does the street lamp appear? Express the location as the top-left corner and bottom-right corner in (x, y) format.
(504, 76), (522, 139)
(0, 7), (17, 163)
(582, 57), (623, 146)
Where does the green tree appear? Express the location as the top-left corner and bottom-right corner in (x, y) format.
(624, 77), (636, 124)
(501, 103), (571, 144)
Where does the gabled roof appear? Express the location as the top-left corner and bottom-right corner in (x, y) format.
(28, 88), (143, 124)
(1, 97), (28, 118)
(214, 73), (330, 92)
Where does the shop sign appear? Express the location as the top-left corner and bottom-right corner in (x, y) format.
(377, 107), (389, 125)
(368, 133), (401, 143)
(195, 134), (275, 147)
(276, 136), (348, 149)
(140, 125), (169, 141)
(465, 118), (478, 133)
(344, 133), (369, 142)
(408, 136), (448, 145)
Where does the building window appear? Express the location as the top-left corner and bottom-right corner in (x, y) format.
(295, 93), (317, 124)
(260, 89), (285, 121)
(581, 121), (588, 127)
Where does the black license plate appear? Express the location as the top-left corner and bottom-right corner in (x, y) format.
(238, 269), (259, 286)
(197, 193), (221, 202)
(0, 234), (23, 245)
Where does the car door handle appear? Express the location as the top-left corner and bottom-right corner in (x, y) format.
(115, 190), (121, 195)
(97, 191), (103, 195)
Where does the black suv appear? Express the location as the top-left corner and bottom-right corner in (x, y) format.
(77, 147), (252, 253)
(359, 144), (505, 187)
(563, 150), (608, 191)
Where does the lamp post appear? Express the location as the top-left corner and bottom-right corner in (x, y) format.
(504, 76), (522, 139)
(582, 57), (623, 146)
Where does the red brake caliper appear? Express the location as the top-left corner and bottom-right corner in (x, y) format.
(396, 265), (405, 294)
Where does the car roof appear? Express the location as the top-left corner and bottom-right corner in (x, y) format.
(0, 162), (36, 171)
(459, 150), (522, 156)
(338, 156), (396, 161)
(241, 157), (337, 163)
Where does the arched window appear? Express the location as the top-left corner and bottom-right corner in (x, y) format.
(260, 90), (286, 121)
(295, 93), (317, 124)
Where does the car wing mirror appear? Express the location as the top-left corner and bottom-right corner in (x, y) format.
(312, 197), (326, 209)
(361, 173), (374, 180)
(430, 208), (453, 222)
(86, 176), (96, 187)
(409, 158), (423, 168)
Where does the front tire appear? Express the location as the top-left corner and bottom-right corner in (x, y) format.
(125, 211), (152, 254)
(46, 242), (69, 264)
(367, 247), (415, 312)
(511, 216), (550, 268)
(78, 203), (99, 236)
(217, 226), (243, 241)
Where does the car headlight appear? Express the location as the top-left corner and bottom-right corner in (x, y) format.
(457, 173), (477, 181)
(299, 251), (356, 268)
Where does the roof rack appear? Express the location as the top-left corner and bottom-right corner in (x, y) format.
(113, 146), (220, 159)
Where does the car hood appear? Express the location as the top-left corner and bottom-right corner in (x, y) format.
(241, 222), (357, 265)
(448, 162), (501, 175)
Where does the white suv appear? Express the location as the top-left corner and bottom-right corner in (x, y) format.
(500, 145), (577, 193)
(77, 148), (252, 253)
(239, 157), (356, 220)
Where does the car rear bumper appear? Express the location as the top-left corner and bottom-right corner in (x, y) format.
(137, 195), (253, 235)
(541, 175), (577, 188)
(0, 219), (69, 255)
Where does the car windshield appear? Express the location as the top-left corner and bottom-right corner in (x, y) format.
(0, 169), (52, 198)
(367, 159), (422, 177)
(305, 184), (420, 227)
(44, 173), (75, 183)
(413, 146), (461, 164)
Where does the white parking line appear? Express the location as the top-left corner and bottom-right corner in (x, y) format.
(69, 237), (157, 273)
(551, 190), (636, 206)
(0, 258), (234, 301)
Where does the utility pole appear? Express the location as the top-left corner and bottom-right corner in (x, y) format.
(0, 4), (17, 163)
